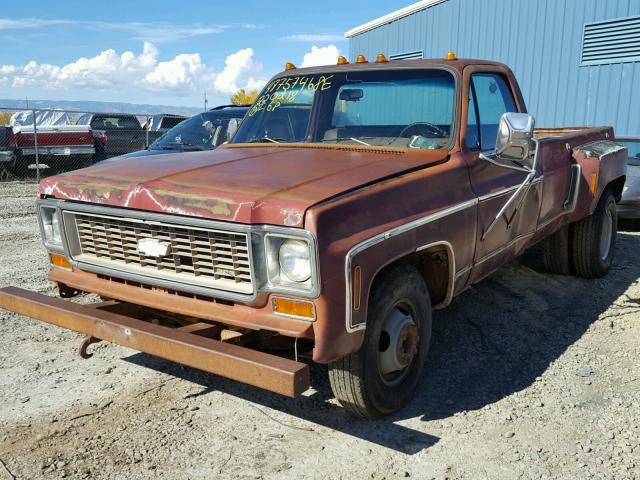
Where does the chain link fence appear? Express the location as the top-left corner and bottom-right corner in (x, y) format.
(0, 107), (187, 181)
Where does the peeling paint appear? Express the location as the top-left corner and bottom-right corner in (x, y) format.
(282, 208), (304, 227)
(38, 145), (447, 227)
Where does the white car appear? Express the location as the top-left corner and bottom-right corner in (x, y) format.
(618, 138), (640, 220)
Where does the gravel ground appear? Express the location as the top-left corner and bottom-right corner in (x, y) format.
(0, 180), (638, 480)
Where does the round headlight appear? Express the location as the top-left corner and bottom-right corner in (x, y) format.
(278, 239), (311, 282)
(51, 213), (62, 244)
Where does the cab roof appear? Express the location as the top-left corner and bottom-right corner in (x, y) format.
(273, 58), (510, 78)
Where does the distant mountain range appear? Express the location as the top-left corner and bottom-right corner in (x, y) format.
(0, 99), (204, 116)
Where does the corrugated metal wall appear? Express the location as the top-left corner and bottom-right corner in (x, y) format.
(348, 0), (640, 136)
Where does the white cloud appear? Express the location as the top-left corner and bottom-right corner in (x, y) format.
(212, 48), (266, 95)
(10, 43), (162, 90)
(1, 43), (268, 97)
(0, 65), (16, 75)
(300, 45), (341, 68)
(145, 52), (210, 91)
(0, 18), (72, 30)
(282, 34), (345, 42)
(95, 22), (225, 44)
(0, 17), (255, 43)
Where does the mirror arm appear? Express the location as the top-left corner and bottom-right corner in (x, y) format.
(481, 167), (537, 241)
(480, 146), (539, 241)
(479, 151), (534, 174)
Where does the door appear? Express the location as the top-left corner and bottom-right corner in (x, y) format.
(463, 69), (540, 283)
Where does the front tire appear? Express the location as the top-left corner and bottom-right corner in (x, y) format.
(572, 190), (617, 278)
(328, 264), (432, 418)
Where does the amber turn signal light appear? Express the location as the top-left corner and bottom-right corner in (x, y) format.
(356, 54), (368, 63)
(352, 266), (362, 310)
(285, 62), (296, 71)
(272, 297), (315, 320)
(375, 53), (388, 63)
(589, 172), (598, 195)
(49, 253), (71, 270)
(445, 51), (457, 60)
(337, 55), (349, 65)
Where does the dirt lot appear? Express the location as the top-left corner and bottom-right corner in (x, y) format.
(0, 180), (638, 480)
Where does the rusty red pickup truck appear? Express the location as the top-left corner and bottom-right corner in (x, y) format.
(0, 56), (627, 418)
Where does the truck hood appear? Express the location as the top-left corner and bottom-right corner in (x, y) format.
(39, 144), (447, 227)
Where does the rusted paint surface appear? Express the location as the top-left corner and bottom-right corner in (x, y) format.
(40, 145), (448, 227)
(0, 286), (310, 397)
(28, 59), (627, 368)
(49, 267), (314, 338)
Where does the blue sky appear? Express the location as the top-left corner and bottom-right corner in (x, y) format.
(0, 0), (409, 108)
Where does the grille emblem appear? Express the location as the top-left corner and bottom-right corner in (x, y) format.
(137, 238), (171, 258)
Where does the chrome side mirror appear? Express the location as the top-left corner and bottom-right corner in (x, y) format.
(480, 112), (535, 172)
(495, 112), (535, 162)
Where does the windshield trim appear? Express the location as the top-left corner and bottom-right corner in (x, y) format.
(233, 65), (460, 152)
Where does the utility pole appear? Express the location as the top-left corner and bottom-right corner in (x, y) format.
(204, 92), (208, 112)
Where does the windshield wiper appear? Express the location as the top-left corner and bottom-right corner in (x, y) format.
(248, 137), (281, 144)
(155, 142), (207, 151)
(321, 137), (372, 146)
(348, 137), (370, 146)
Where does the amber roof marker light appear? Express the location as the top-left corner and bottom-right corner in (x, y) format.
(285, 62), (296, 71)
(375, 53), (389, 63)
(445, 51), (457, 60)
(356, 54), (368, 63)
(337, 55), (349, 65)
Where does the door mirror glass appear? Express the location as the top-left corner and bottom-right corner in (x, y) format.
(494, 112), (535, 163)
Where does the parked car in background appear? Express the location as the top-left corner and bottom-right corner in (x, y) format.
(9, 111), (95, 175)
(143, 114), (188, 133)
(121, 105), (249, 159)
(616, 137), (640, 221)
(76, 113), (161, 160)
(0, 126), (15, 172)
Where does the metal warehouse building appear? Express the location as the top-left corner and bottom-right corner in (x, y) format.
(345, 0), (640, 136)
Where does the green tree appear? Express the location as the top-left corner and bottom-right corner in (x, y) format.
(0, 111), (12, 126)
(230, 89), (259, 106)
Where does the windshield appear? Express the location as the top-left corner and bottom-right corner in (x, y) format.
(159, 116), (185, 129)
(619, 139), (640, 166)
(232, 69), (456, 149)
(150, 111), (243, 151)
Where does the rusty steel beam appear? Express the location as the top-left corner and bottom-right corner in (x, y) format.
(0, 287), (309, 397)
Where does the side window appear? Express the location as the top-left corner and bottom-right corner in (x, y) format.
(90, 117), (102, 129)
(470, 74), (517, 151)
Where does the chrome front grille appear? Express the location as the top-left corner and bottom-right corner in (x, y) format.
(64, 211), (254, 294)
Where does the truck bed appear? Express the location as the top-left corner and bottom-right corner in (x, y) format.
(533, 126), (610, 139)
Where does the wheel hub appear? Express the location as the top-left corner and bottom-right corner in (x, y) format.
(379, 308), (419, 376)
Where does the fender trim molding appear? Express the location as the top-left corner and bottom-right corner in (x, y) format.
(344, 198), (477, 332)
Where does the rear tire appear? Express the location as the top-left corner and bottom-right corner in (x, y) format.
(328, 264), (432, 418)
(571, 190), (617, 278)
(542, 224), (571, 275)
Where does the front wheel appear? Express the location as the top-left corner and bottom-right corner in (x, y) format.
(328, 264), (432, 418)
(572, 190), (617, 278)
